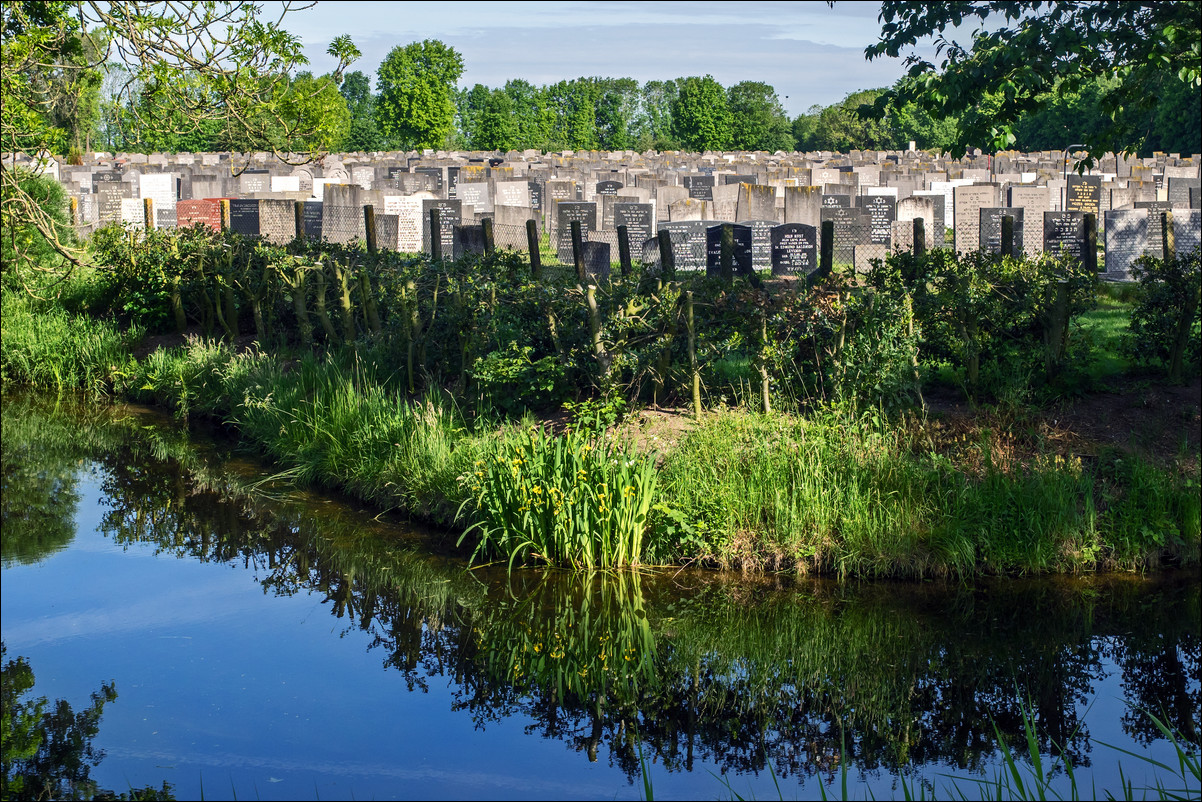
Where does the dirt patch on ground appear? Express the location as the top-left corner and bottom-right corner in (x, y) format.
(608, 376), (1201, 473)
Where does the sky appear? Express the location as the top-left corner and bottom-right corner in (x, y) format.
(281, 1), (925, 117)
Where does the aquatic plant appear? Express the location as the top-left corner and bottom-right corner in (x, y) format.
(459, 421), (659, 570)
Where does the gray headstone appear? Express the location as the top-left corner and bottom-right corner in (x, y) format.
(954, 185), (1001, 253)
(1103, 209), (1149, 280)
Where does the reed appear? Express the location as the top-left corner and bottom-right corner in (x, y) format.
(459, 421), (659, 570)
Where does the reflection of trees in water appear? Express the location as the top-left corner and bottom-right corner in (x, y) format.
(0, 643), (175, 800)
(7, 393), (1200, 785)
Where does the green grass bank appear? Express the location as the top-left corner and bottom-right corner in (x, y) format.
(3, 282), (1197, 577)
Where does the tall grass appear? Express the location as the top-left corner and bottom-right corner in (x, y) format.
(658, 408), (1199, 576)
(460, 422), (659, 569)
(0, 289), (139, 394)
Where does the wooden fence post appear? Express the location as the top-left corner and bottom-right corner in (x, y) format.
(657, 228), (676, 279)
(913, 217), (926, 256)
(571, 219), (586, 282)
(481, 216), (495, 255)
(720, 223), (734, 285)
(429, 208), (442, 262)
(617, 224), (632, 277)
(363, 204), (378, 255)
(294, 200), (305, 242)
(143, 198), (154, 230)
(526, 219), (542, 279)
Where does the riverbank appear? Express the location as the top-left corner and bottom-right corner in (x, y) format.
(3, 283), (1198, 577)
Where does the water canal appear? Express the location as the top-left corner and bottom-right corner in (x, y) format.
(2, 392), (1198, 800)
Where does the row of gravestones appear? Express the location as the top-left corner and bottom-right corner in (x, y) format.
(169, 192), (1202, 284)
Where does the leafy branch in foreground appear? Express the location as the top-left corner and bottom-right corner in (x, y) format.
(863, 1), (1202, 162)
(0, 1), (359, 276)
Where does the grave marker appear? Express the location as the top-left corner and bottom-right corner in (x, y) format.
(770, 223), (818, 276)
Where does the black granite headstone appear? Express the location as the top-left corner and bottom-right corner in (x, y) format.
(595, 180), (623, 196)
(614, 203), (655, 245)
(770, 223), (818, 276)
(1065, 175), (1102, 216)
(979, 207), (1025, 254)
(447, 166), (460, 198)
(705, 224), (753, 277)
(455, 225), (486, 259)
(657, 221), (709, 271)
(555, 202), (597, 263)
(855, 195), (896, 246)
(582, 241), (611, 283)
(302, 201), (324, 241)
(423, 198), (462, 255)
(820, 207), (868, 265)
(228, 198), (260, 237)
(683, 174), (715, 201)
(738, 219), (775, 271)
(528, 181), (543, 212)
(414, 167), (444, 193)
(821, 194), (851, 209)
(1042, 211), (1086, 264)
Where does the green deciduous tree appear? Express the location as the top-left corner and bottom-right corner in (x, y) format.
(633, 79), (678, 150)
(595, 77), (639, 151)
(727, 81), (794, 152)
(504, 79), (552, 152)
(340, 70), (385, 152)
(545, 78), (600, 150)
(864, 0), (1202, 161)
(375, 39), (463, 150)
(671, 75), (732, 152)
(474, 87), (517, 152)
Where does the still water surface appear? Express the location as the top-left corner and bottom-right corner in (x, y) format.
(2, 393), (1198, 800)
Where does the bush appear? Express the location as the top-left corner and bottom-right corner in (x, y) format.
(0, 169), (76, 291)
(1123, 250), (1202, 383)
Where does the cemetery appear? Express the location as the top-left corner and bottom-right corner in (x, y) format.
(2, 3), (1200, 799)
(3, 142), (1199, 577)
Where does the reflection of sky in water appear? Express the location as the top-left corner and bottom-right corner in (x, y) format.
(2, 461), (1197, 801)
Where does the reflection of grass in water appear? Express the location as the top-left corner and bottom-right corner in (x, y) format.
(477, 571), (656, 706)
(642, 706), (1200, 801)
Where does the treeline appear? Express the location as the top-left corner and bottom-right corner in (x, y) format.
(63, 39), (1202, 158)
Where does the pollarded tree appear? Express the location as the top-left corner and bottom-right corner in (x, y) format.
(864, 0), (1202, 161)
(672, 75), (732, 152)
(375, 39), (463, 151)
(727, 81), (793, 152)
